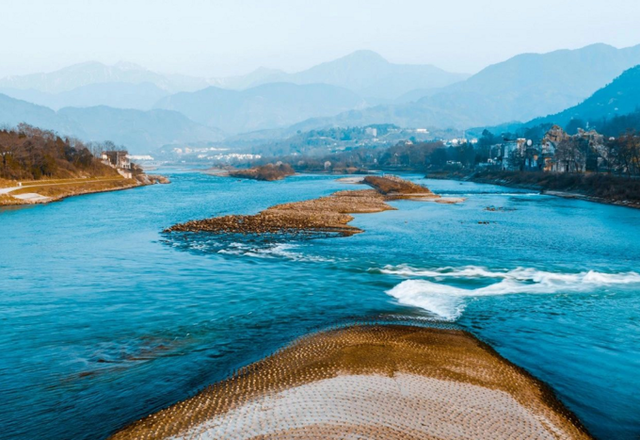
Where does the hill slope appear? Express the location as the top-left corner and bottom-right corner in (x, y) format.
(0, 93), (74, 133)
(527, 65), (640, 127)
(154, 82), (368, 133)
(59, 106), (224, 152)
(423, 43), (640, 122)
(0, 94), (223, 153)
(288, 44), (640, 130)
(0, 82), (170, 111)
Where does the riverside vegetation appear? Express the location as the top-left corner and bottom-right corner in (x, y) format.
(0, 124), (168, 205)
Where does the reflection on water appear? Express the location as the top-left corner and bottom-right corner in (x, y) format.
(1, 171), (639, 440)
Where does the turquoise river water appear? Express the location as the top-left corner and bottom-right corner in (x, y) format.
(1, 170), (639, 439)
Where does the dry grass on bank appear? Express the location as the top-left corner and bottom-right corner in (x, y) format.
(0, 177), (140, 206)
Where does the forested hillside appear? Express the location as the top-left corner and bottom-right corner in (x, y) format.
(0, 125), (117, 181)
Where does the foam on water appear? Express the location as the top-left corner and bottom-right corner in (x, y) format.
(382, 266), (640, 321)
(265, 243), (339, 263)
(218, 242), (338, 263)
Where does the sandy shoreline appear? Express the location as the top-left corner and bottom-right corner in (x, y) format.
(109, 325), (592, 440)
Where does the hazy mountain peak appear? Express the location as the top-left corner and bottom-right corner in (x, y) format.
(338, 50), (389, 64)
(282, 50), (466, 99)
(578, 42), (626, 53)
(203, 49), (465, 98)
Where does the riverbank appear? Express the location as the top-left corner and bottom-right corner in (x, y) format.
(165, 176), (444, 236)
(110, 324), (592, 440)
(427, 170), (640, 209)
(0, 174), (169, 206)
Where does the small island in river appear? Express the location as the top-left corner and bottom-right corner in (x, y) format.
(165, 175), (452, 236)
(110, 324), (592, 440)
(229, 163), (296, 181)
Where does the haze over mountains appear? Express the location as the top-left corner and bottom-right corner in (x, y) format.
(0, 94), (222, 151)
(210, 50), (470, 100)
(0, 82), (170, 111)
(525, 65), (640, 128)
(301, 44), (640, 131)
(0, 51), (467, 104)
(153, 82), (367, 133)
(0, 44), (639, 153)
(0, 61), (208, 93)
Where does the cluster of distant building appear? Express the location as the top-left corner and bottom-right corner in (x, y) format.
(168, 146), (260, 162)
(483, 126), (611, 173)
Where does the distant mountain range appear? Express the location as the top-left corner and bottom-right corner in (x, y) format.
(1, 44), (640, 152)
(0, 94), (222, 153)
(0, 51), (467, 102)
(470, 64), (640, 137)
(289, 43), (640, 131)
(0, 52), (468, 136)
(213, 50), (469, 100)
(0, 61), (210, 94)
(0, 82), (170, 111)
(154, 82), (368, 133)
(526, 65), (640, 127)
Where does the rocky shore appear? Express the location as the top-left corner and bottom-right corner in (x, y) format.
(109, 324), (592, 440)
(136, 174), (171, 186)
(165, 176), (440, 236)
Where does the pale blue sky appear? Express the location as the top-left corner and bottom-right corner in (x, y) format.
(2, 0), (640, 77)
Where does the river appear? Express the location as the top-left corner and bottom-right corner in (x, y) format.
(1, 170), (639, 440)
